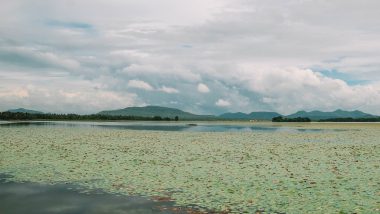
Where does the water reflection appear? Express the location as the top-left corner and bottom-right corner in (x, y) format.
(0, 175), (176, 214)
(0, 121), (339, 133)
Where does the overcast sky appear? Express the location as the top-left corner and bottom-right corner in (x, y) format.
(1, 0), (380, 115)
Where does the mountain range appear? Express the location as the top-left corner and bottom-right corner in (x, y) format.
(6, 108), (44, 114)
(98, 106), (378, 120)
(98, 106), (216, 120)
(4, 106), (379, 121)
(219, 112), (282, 120)
(286, 109), (376, 120)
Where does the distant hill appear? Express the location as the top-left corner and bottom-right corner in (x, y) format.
(98, 106), (216, 120)
(219, 112), (250, 120)
(4, 106), (377, 122)
(6, 108), (44, 114)
(219, 111), (282, 120)
(287, 109), (377, 120)
(248, 112), (282, 120)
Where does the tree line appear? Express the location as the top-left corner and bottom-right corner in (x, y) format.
(272, 116), (311, 122)
(272, 116), (380, 122)
(318, 117), (380, 122)
(0, 112), (180, 121)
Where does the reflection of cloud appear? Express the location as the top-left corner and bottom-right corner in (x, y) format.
(1, 184), (44, 196)
(44, 205), (79, 213)
(0, 181), (176, 214)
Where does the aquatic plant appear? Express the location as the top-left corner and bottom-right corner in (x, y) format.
(0, 124), (379, 213)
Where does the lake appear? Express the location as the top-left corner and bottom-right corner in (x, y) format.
(0, 120), (345, 133)
(0, 174), (180, 214)
(0, 122), (379, 213)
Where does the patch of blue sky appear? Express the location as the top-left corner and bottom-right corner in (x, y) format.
(46, 20), (93, 30)
(180, 44), (193, 48)
(46, 20), (97, 36)
(316, 69), (371, 86)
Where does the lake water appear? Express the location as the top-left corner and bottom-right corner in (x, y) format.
(0, 174), (188, 214)
(0, 121), (341, 133)
(0, 123), (378, 213)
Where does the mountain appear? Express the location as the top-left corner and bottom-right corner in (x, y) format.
(6, 108), (44, 114)
(287, 109), (377, 120)
(98, 106), (216, 120)
(248, 112), (283, 120)
(219, 111), (282, 120)
(220, 109), (377, 121)
(219, 112), (250, 120)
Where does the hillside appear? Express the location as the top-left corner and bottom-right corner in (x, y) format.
(6, 108), (44, 114)
(98, 106), (216, 120)
(219, 112), (250, 120)
(219, 111), (282, 120)
(287, 109), (377, 120)
(248, 112), (282, 120)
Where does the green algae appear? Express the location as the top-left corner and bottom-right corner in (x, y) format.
(0, 123), (379, 213)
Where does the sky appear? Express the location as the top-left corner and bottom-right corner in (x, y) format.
(1, 0), (380, 115)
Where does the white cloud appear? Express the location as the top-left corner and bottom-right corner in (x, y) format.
(197, 83), (210, 93)
(0, 47), (80, 70)
(0, 79), (138, 114)
(127, 80), (154, 91)
(0, 88), (29, 98)
(158, 86), (179, 94)
(1, 0), (380, 115)
(236, 66), (380, 114)
(215, 99), (231, 107)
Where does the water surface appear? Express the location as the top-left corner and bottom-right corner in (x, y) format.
(0, 123), (378, 213)
(0, 175), (180, 214)
(0, 121), (340, 133)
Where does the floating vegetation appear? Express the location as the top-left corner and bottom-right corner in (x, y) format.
(0, 123), (379, 213)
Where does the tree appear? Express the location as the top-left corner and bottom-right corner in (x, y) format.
(175, 116), (179, 121)
(153, 116), (163, 121)
(272, 116), (284, 122)
(272, 116), (311, 122)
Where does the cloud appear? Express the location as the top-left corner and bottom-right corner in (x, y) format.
(197, 83), (210, 93)
(0, 79), (138, 114)
(237, 66), (380, 114)
(128, 81), (179, 93)
(0, 47), (80, 70)
(215, 99), (231, 107)
(158, 86), (179, 94)
(0, 88), (29, 98)
(127, 80), (154, 91)
(1, 0), (380, 115)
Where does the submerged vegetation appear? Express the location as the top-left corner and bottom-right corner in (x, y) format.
(0, 111), (177, 121)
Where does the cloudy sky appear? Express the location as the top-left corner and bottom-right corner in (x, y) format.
(1, 0), (380, 115)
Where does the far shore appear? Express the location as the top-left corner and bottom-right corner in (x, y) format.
(1, 119), (380, 130)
